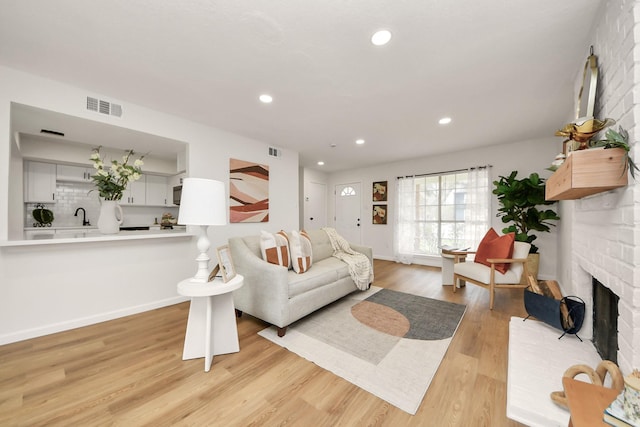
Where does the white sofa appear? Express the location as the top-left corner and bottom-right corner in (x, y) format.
(228, 229), (373, 336)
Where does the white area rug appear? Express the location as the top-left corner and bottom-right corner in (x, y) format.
(507, 316), (602, 427)
(258, 286), (466, 415)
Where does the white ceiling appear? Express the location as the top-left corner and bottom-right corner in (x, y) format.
(0, 0), (603, 172)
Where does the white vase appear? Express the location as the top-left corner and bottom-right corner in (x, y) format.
(97, 200), (124, 234)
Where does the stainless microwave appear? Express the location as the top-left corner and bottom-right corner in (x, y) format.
(173, 185), (182, 205)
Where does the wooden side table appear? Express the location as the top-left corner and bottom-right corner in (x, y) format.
(441, 248), (467, 287)
(177, 274), (244, 372)
(562, 377), (619, 427)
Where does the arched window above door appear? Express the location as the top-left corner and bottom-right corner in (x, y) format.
(340, 186), (356, 196)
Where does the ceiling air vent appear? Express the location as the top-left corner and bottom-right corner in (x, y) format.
(268, 147), (282, 158)
(86, 96), (123, 117)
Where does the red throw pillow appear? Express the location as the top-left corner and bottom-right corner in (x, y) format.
(474, 229), (515, 274)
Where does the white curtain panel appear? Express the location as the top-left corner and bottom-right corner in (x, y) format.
(463, 166), (491, 250)
(392, 167), (490, 264)
(393, 176), (417, 264)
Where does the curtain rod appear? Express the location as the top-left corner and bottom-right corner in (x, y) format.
(397, 164), (492, 180)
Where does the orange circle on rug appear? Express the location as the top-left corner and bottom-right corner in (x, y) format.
(351, 301), (410, 337)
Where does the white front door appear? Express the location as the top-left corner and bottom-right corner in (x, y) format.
(304, 181), (327, 230)
(334, 182), (362, 244)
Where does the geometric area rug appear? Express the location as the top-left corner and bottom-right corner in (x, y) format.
(258, 286), (466, 414)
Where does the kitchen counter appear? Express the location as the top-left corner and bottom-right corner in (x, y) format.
(1, 227), (191, 247)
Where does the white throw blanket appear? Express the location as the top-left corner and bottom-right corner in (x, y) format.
(322, 227), (374, 290)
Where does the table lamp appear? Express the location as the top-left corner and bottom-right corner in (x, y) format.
(178, 178), (226, 283)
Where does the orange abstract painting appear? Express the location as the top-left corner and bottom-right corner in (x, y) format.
(229, 158), (269, 223)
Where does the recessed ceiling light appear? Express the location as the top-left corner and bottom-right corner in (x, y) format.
(317, 161), (325, 166)
(371, 29), (392, 46)
(438, 117), (452, 125)
(356, 139), (365, 145)
(259, 94), (273, 103)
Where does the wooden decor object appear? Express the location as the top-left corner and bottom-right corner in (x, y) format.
(562, 377), (620, 427)
(546, 148), (628, 200)
(550, 361), (624, 408)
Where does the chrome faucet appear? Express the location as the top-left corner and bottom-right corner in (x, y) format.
(74, 207), (91, 226)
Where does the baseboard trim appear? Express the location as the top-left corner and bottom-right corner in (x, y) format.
(0, 295), (189, 346)
(373, 255), (441, 268)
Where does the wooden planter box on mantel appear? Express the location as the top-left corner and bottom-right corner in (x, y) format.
(545, 147), (628, 200)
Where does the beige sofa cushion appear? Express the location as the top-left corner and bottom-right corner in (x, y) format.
(288, 257), (350, 298)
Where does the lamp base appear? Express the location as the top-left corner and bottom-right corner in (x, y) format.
(190, 225), (212, 283)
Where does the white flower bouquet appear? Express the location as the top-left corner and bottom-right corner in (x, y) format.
(90, 146), (144, 201)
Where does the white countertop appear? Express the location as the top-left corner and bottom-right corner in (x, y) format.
(1, 228), (192, 247)
(23, 226), (100, 231)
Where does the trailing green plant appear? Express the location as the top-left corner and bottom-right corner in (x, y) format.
(589, 126), (639, 179)
(493, 171), (560, 254)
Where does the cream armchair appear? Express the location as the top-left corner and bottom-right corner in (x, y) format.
(452, 241), (531, 309)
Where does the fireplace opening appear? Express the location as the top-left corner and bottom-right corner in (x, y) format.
(592, 277), (619, 364)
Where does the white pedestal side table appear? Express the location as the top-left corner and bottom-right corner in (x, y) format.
(177, 274), (244, 372)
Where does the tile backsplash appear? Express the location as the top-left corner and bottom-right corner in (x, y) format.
(25, 181), (178, 228)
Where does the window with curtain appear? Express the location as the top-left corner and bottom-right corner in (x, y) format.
(394, 167), (490, 263)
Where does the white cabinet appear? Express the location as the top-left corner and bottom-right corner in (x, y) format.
(56, 164), (94, 182)
(24, 161), (57, 203)
(121, 177), (146, 205)
(145, 175), (169, 206)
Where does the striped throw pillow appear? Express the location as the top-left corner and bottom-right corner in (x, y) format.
(260, 230), (291, 268)
(290, 230), (313, 274)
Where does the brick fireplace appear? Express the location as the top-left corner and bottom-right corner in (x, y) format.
(557, 0), (640, 375)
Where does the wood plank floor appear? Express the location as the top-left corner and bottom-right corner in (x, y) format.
(0, 260), (529, 426)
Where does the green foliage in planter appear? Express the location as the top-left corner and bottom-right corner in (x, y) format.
(493, 171), (560, 254)
(589, 126), (639, 179)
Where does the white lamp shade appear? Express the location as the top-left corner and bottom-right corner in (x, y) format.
(178, 178), (227, 225)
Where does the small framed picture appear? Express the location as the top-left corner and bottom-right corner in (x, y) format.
(373, 205), (387, 224)
(207, 264), (220, 282)
(373, 181), (388, 201)
(216, 245), (236, 282)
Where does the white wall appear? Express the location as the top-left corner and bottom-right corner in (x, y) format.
(325, 138), (560, 278)
(0, 66), (299, 344)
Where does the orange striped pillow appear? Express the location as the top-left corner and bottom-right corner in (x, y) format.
(290, 230), (313, 274)
(260, 230), (291, 268)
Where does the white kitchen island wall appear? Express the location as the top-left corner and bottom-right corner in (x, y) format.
(0, 66), (300, 345)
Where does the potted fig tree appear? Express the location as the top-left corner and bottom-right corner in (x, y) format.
(493, 171), (560, 282)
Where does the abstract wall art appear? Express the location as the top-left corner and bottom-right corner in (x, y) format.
(373, 181), (388, 201)
(373, 204), (387, 224)
(229, 158), (269, 223)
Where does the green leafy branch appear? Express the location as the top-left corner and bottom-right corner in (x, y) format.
(589, 126), (639, 179)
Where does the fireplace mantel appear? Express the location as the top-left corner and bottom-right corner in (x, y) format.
(546, 148), (628, 200)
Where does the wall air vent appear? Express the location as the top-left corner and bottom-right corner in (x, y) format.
(86, 96), (123, 117)
(87, 96), (98, 112)
(268, 147), (282, 158)
(99, 100), (110, 115)
(110, 103), (122, 117)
